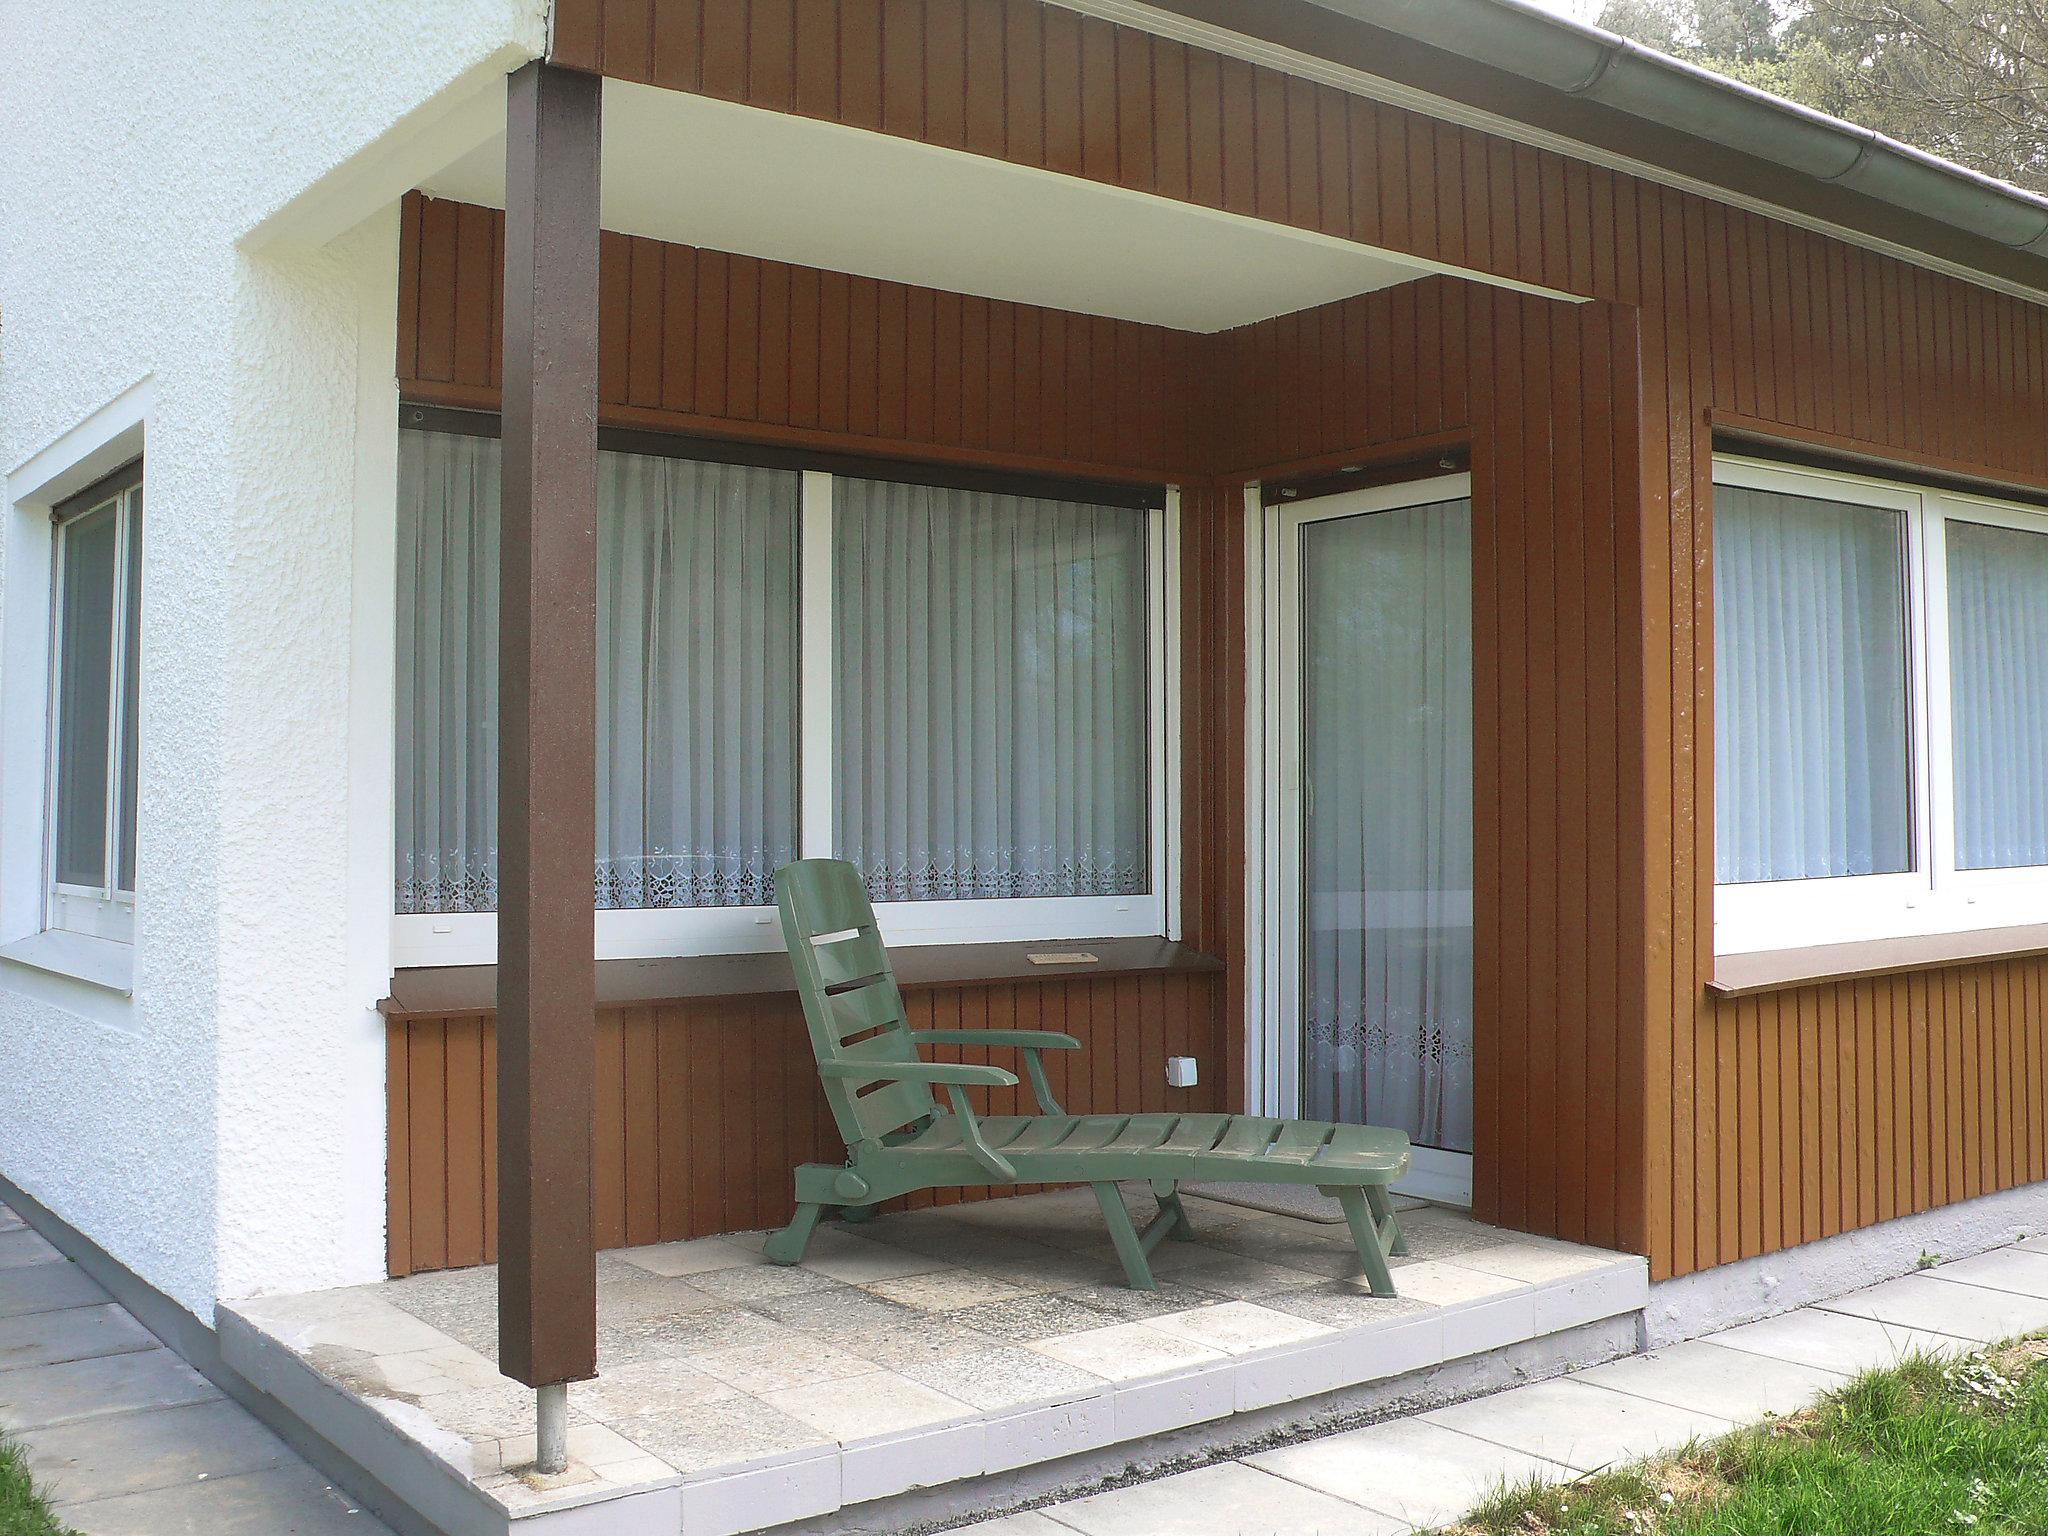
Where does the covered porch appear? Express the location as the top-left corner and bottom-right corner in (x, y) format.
(222, 1188), (1644, 1534)
(266, 10), (1656, 1521)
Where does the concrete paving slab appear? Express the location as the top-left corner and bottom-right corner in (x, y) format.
(1573, 1338), (1845, 1421)
(1926, 1248), (2048, 1301)
(57, 1463), (386, 1535)
(0, 1346), (219, 1432)
(0, 1229), (63, 1270)
(1705, 1307), (1972, 1375)
(0, 1303), (157, 1372)
(1250, 1416), (1573, 1529)
(1423, 1377), (1732, 1474)
(20, 1398), (296, 1507)
(959, 1514), (1082, 1534)
(1817, 1273), (2048, 1343)
(0, 1260), (110, 1319)
(1046, 1461), (1408, 1535)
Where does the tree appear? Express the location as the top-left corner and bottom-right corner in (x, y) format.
(1595, 1), (2048, 194)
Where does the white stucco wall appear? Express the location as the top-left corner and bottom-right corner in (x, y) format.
(0, 1), (546, 1318)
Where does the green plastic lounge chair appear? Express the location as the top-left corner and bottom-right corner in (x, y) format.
(762, 858), (1411, 1294)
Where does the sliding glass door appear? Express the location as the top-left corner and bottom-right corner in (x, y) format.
(1276, 476), (1475, 1203)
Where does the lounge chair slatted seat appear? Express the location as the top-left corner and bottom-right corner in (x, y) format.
(763, 859), (1411, 1293)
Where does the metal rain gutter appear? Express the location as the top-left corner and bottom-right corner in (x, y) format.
(1309, 0), (2048, 258)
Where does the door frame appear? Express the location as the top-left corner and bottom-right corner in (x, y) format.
(1246, 472), (1475, 1205)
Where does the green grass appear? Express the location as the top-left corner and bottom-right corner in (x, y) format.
(1439, 1339), (2048, 1536)
(0, 1435), (69, 1536)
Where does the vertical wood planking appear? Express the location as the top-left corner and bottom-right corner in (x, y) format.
(400, 195), (1200, 481)
(385, 973), (1230, 1275)
(433, 0), (2048, 1281)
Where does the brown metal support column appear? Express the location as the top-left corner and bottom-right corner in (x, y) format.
(498, 57), (601, 1393)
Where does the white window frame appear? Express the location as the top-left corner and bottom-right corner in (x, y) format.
(1713, 454), (2048, 954)
(44, 471), (143, 947)
(391, 462), (1180, 967)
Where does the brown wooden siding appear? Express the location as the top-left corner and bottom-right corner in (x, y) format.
(400, 0), (2048, 1279)
(398, 196), (1207, 484)
(387, 975), (1226, 1275)
(389, 192), (1233, 1278)
(391, 194), (1650, 1270)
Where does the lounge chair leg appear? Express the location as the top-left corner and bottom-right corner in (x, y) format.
(1150, 1179), (1197, 1240)
(837, 1204), (875, 1224)
(1092, 1183), (1158, 1290)
(1332, 1187), (1398, 1299)
(1365, 1184), (1408, 1256)
(763, 1202), (825, 1266)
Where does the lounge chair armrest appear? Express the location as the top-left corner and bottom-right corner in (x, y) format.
(911, 1030), (1081, 1051)
(943, 1084), (1019, 1182)
(910, 1030), (1078, 1113)
(818, 1061), (1019, 1089)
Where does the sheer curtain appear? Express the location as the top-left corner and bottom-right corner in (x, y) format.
(833, 477), (1149, 903)
(1714, 485), (1912, 885)
(395, 431), (499, 913)
(1947, 519), (2048, 871)
(394, 429), (800, 914)
(1299, 500), (1474, 1152)
(596, 452), (801, 907)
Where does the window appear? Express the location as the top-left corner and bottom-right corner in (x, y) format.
(1713, 455), (2048, 952)
(393, 421), (1173, 965)
(46, 464), (143, 944)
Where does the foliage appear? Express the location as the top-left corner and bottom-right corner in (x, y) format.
(1594, 0), (2048, 194)
(1434, 1338), (2048, 1536)
(0, 1437), (69, 1536)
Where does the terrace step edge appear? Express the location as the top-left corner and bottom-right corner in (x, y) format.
(215, 1254), (1649, 1536)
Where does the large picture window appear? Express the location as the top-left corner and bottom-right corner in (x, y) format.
(46, 464), (144, 945)
(1713, 455), (2048, 952)
(393, 421), (1173, 965)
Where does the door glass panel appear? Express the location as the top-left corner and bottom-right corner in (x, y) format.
(1299, 498), (1474, 1153)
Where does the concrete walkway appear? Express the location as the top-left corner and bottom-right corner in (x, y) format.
(963, 1238), (2048, 1536)
(0, 1201), (392, 1535)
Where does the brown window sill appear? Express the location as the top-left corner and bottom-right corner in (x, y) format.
(1709, 922), (2048, 998)
(380, 936), (1223, 1020)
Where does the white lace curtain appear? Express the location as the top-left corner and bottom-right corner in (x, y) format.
(394, 429), (800, 914)
(832, 477), (1149, 902)
(1299, 499), (1474, 1153)
(1948, 520), (2048, 871)
(1714, 486), (1911, 885)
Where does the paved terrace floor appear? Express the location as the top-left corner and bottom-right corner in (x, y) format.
(962, 1240), (2048, 1535)
(224, 1187), (1644, 1532)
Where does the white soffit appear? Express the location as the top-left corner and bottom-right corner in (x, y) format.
(418, 79), (1579, 333)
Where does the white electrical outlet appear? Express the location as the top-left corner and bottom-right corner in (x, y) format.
(1165, 1056), (1199, 1089)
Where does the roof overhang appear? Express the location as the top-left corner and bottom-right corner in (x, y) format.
(418, 77), (1582, 333)
(1056, 0), (2048, 303)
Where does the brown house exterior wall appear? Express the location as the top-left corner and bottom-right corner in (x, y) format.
(387, 975), (1225, 1276)
(389, 195), (1235, 1277)
(1215, 283), (1648, 1259)
(387, 0), (2048, 1282)
(390, 193), (1650, 1275)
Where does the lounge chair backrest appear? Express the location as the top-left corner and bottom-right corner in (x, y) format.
(775, 858), (934, 1149)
